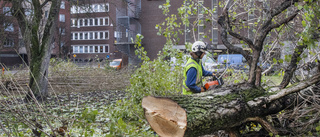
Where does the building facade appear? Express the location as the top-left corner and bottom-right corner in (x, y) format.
(69, 0), (120, 65)
(0, 0), (297, 67)
(53, 0), (71, 59)
(0, 1), (23, 67)
(0, 0), (72, 67)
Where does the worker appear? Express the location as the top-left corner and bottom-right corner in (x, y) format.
(182, 41), (215, 95)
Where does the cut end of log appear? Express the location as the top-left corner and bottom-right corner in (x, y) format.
(142, 96), (187, 137)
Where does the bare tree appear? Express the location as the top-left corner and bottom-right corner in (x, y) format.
(9, 0), (62, 100)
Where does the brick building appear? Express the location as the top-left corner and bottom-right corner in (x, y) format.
(0, 0), (293, 67)
(70, 0), (120, 65)
(53, 0), (71, 59)
(0, 0), (72, 67)
(0, 1), (23, 67)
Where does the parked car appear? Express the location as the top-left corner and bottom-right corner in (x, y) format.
(109, 59), (122, 70)
(214, 54), (248, 73)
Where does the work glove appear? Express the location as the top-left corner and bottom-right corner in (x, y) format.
(201, 87), (206, 92)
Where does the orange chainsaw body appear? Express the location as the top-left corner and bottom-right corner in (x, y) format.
(204, 80), (219, 90)
(204, 76), (224, 90)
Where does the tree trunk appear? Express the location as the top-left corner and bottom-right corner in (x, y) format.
(10, 0), (62, 100)
(142, 73), (320, 137)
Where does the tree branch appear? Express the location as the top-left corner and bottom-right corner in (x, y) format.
(41, 0), (51, 8)
(228, 30), (254, 49)
(270, 0), (299, 17)
(218, 10), (253, 65)
(257, 1), (300, 50)
(239, 117), (278, 135)
(270, 11), (299, 29)
(270, 73), (319, 104)
(279, 44), (307, 89)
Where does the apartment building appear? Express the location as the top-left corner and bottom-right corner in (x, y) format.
(0, 1), (23, 67)
(0, 0), (71, 67)
(70, 0), (120, 64)
(53, 0), (71, 59)
(0, 0), (295, 67)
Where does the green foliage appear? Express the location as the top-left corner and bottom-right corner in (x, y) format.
(80, 108), (98, 123)
(103, 28), (187, 135)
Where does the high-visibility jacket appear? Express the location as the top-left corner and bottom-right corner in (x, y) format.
(182, 58), (203, 95)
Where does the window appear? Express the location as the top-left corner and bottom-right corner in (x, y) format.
(84, 19), (88, 26)
(100, 18), (104, 26)
(105, 45), (109, 53)
(3, 7), (11, 16)
(212, 28), (218, 44)
(59, 28), (65, 35)
(89, 32), (93, 39)
(4, 38), (14, 47)
(185, 27), (192, 43)
(75, 19), (78, 27)
(100, 46), (103, 53)
(72, 45), (108, 53)
(94, 18), (99, 26)
(105, 3), (109, 12)
(94, 5), (99, 12)
(74, 33), (78, 40)
(105, 17), (109, 26)
(90, 46), (93, 53)
(84, 32), (88, 39)
(89, 19), (93, 26)
(212, 0), (218, 44)
(71, 6), (76, 14)
(71, 19), (75, 27)
(79, 33), (83, 40)
(79, 19), (83, 26)
(72, 31), (109, 40)
(59, 14), (65, 22)
(94, 32), (99, 39)
(84, 46), (88, 53)
(4, 23), (14, 32)
(100, 4), (105, 12)
(60, 1), (65, 9)
(79, 46), (83, 53)
(73, 46), (79, 53)
(95, 46), (98, 53)
(105, 31), (109, 39)
(100, 32), (104, 39)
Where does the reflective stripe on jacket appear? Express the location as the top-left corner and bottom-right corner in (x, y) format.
(182, 58), (203, 95)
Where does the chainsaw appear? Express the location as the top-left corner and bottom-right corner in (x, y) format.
(203, 75), (224, 91)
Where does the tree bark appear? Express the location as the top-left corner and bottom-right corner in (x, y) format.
(142, 73), (320, 137)
(12, 0), (61, 100)
(280, 44), (307, 89)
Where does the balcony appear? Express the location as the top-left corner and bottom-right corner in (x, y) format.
(115, 0), (141, 45)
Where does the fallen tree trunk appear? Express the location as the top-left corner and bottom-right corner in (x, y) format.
(142, 73), (320, 137)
